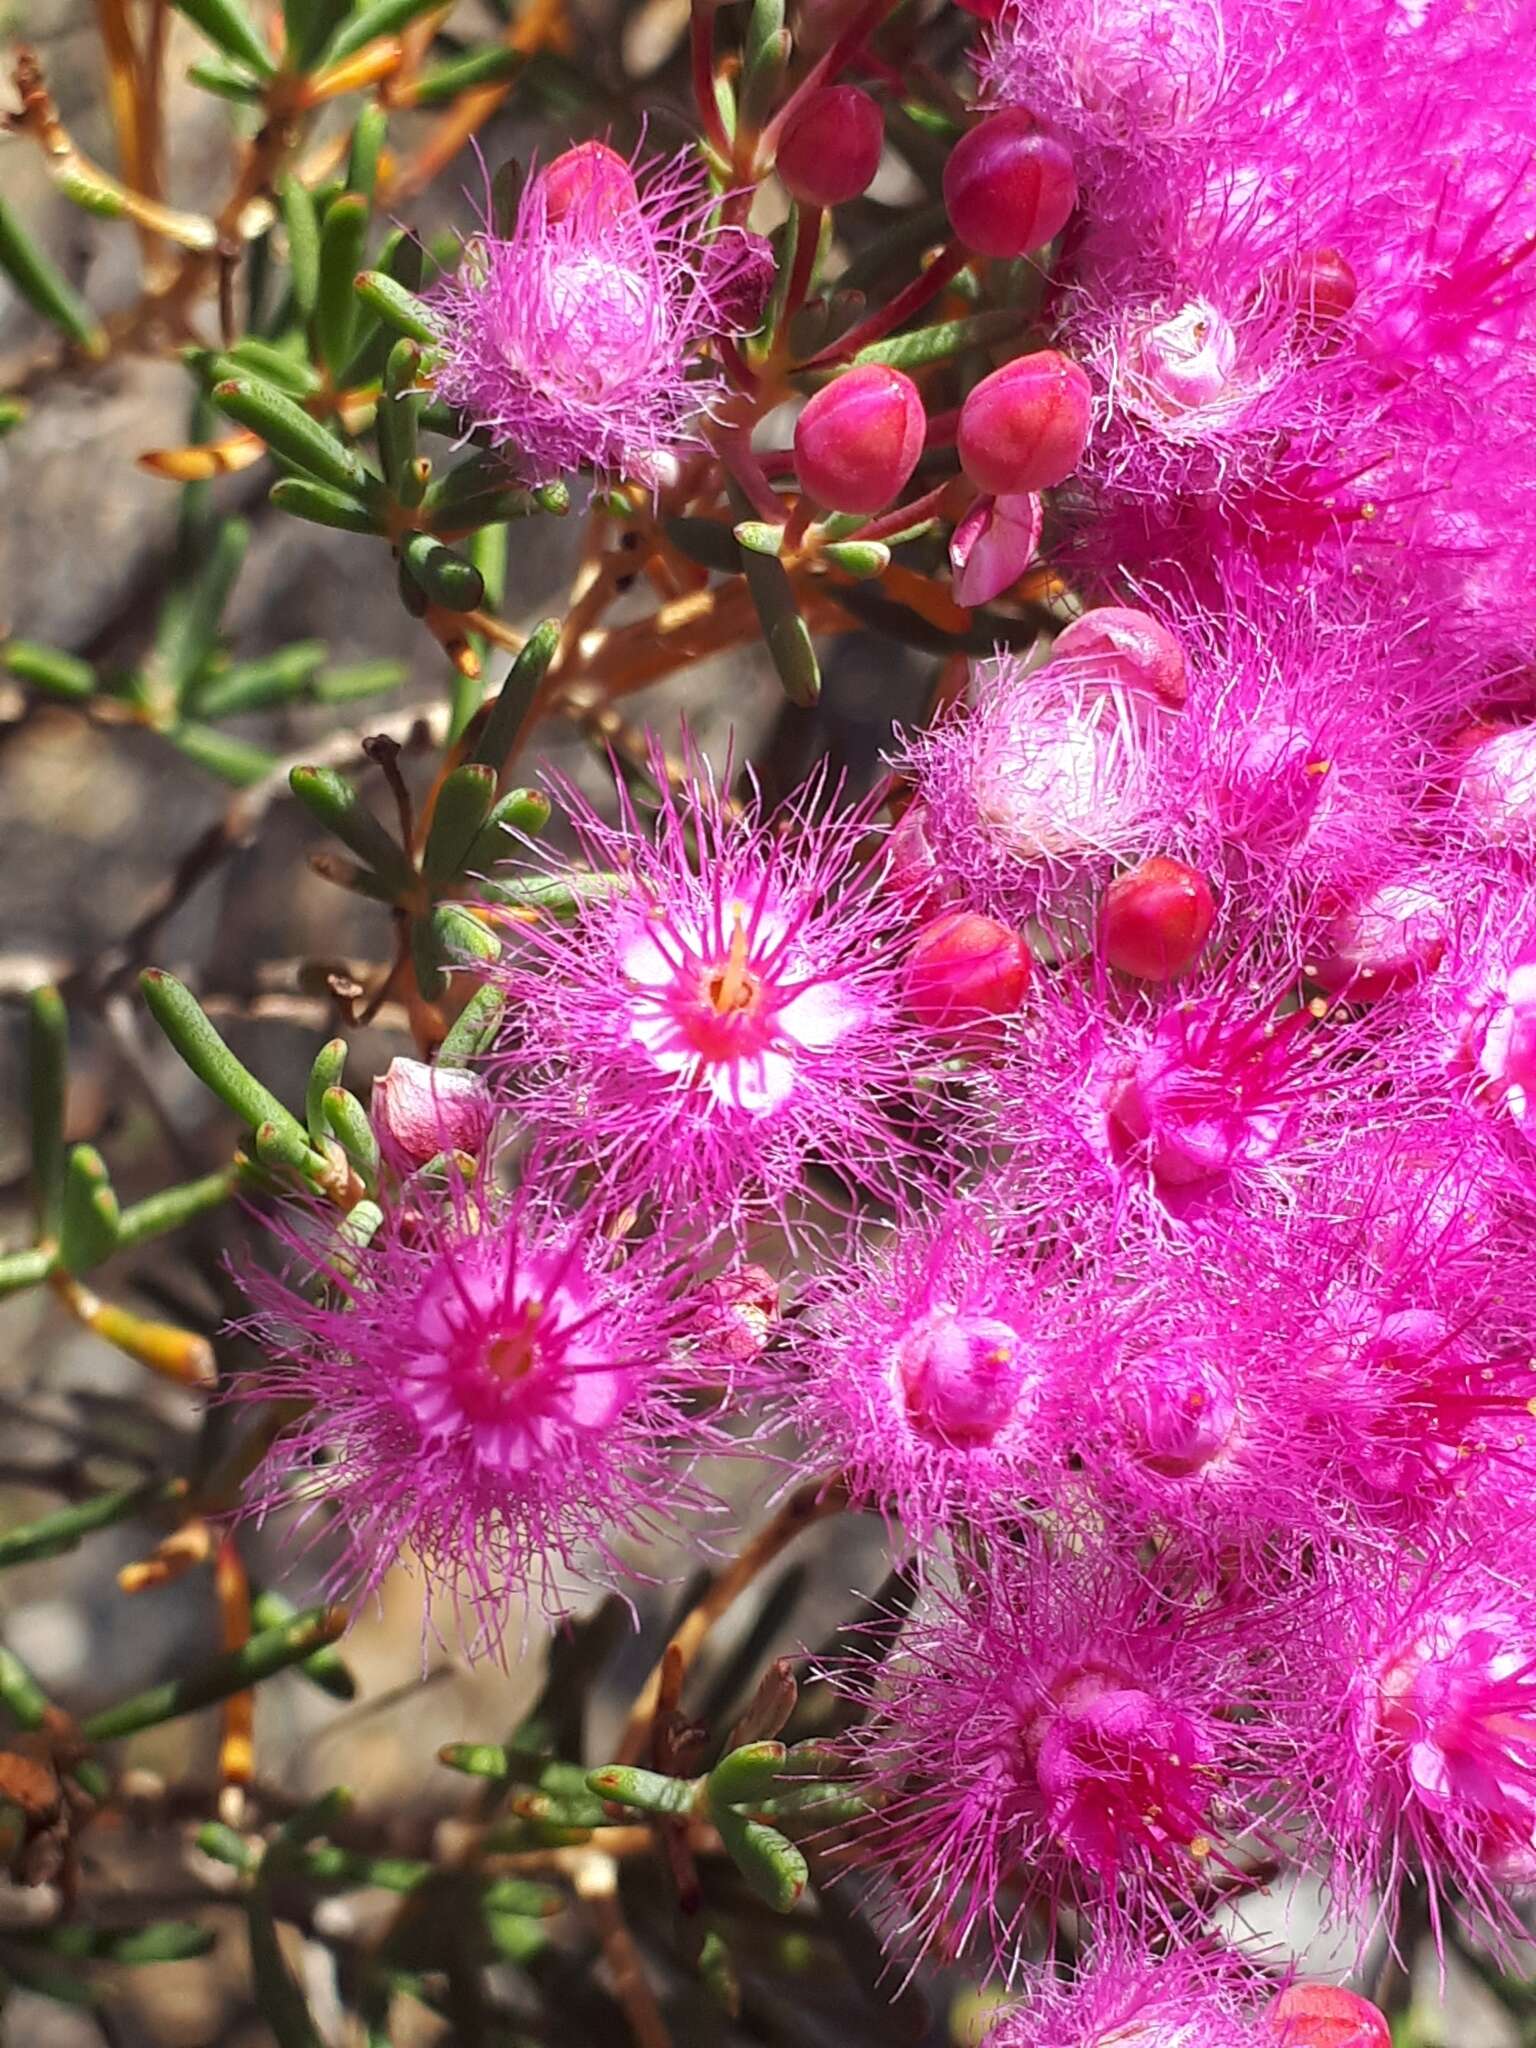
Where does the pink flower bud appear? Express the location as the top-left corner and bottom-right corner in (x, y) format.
(697, 1264), (780, 1363)
(1124, 297), (1238, 415)
(896, 1307), (1031, 1444)
(948, 490), (1042, 606)
(776, 86), (884, 207)
(1310, 878), (1449, 999)
(957, 351), (1092, 496)
(885, 800), (964, 915)
(794, 364), (926, 514)
(905, 908), (1032, 1042)
(1456, 721), (1536, 847)
(1113, 1349), (1239, 1478)
(1290, 246), (1359, 330)
(1101, 856), (1215, 980)
(1265, 1984), (1391, 2048)
(1051, 605), (1188, 711)
(538, 141), (639, 226)
(943, 109), (1078, 259)
(370, 1058), (494, 1166)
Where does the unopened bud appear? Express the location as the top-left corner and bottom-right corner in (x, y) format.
(537, 141), (639, 225)
(949, 491), (1042, 606)
(1050, 606), (1188, 710)
(1102, 856), (1215, 980)
(776, 87), (884, 207)
(1289, 246), (1358, 331)
(943, 109), (1077, 259)
(1124, 297), (1237, 415)
(905, 909), (1032, 1043)
(957, 350), (1092, 496)
(698, 1264), (780, 1363)
(1456, 721), (1536, 847)
(794, 364), (926, 514)
(1265, 1984), (1390, 2048)
(885, 801), (964, 915)
(1311, 878), (1448, 999)
(371, 1057), (493, 1166)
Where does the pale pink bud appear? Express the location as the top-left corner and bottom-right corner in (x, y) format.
(957, 351), (1092, 496)
(905, 908), (1032, 1042)
(1311, 878), (1449, 998)
(897, 1307), (1030, 1444)
(885, 800), (964, 915)
(1050, 606), (1188, 711)
(943, 109), (1077, 260)
(948, 491), (1042, 606)
(1124, 297), (1238, 414)
(1101, 855), (1215, 980)
(794, 364), (925, 514)
(538, 141), (639, 226)
(1456, 721), (1536, 846)
(1266, 1984), (1391, 2048)
(776, 86), (884, 207)
(698, 1264), (780, 1363)
(371, 1058), (493, 1166)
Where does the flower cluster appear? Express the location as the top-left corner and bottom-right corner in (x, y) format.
(232, 0), (1536, 2036)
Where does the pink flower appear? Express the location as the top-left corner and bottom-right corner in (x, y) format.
(1433, 883), (1536, 1143)
(775, 1203), (1080, 1543)
(841, 1550), (1264, 1960)
(483, 745), (917, 1223)
(430, 142), (771, 485)
(234, 1164), (716, 1646)
(981, 1945), (1258, 2048)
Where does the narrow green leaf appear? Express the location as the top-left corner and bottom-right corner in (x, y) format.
(115, 1167), (238, 1250)
(169, 722), (278, 787)
(714, 1809), (808, 1911)
(0, 1476), (186, 1571)
(196, 1820), (259, 1870)
(400, 534), (484, 612)
(820, 539), (890, 579)
(283, 0), (349, 67)
(740, 24), (789, 130)
(268, 477), (381, 534)
(429, 903), (500, 966)
(662, 517), (740, 574)
(733, 520), (785, 557)
(0, 1249), (54, 1300)
(321, 1087), (380, 1192)
(470, 617), (560, 773)
(304, 1039), (347, 1145)
(250, 1590), (357, 1700)
(412, 44), (524, 104)
(226, 337), (322, 397)
(314, 658), (406, 702)
(212, 378), (371, 496)
(478, 871), (625, 917)
(437, 984), (505, 1066)
(13, 1920), (216, 1964)
(187, 53), (264, 99)
(347, 101), (388, 202)
(463, 787), (550, 873)
(279, 177), (321, 320)
(247, 1886), (324, 2048)
(0, 1645), (51, 1730)
(354, 267), (436, 346)
(316, 194), (369, 380)
(585, 1765), (697, 1818)
(0, 200), (106, 356)
(2, 640), (96, 700)
(154, 515), (249, 700)
(255, 1115), (322, 1176)
(82, 1604), (348, 1741)
(744, 0), (785, 77)
(323, 0), (445, 65)
(707, 1741), (786, 1811)
(27, 987), (67, 1241)
(851, 307), (1020, 372)
(186, 641), (327, 719)
(170, 0), (276, 76)
(58, 1145), (120, 1275)
(288, 765), (417, 898)
(420, 765), (496, 887)
(140, 970), (311, 1156)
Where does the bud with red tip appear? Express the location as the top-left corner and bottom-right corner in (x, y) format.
(539, 140), (639, 226)
(943, 108), (1078, 259)
(1102, 856), (1216, 980)
(949, 490), (1041, 606)
(794, 364), (926, 514)
(957, 351), (1092, 496)
(1051, 605), (1188, 711)
(1310, 877), (1449, 999)
(905, 909), (1033, 1043)
(371, 1058), (494, 1166)
(1290, 247), (1358, 331)
(885, 800), (964, 915)
(776, 86), (885, 207)
(1265, 1984), (1391, 2048)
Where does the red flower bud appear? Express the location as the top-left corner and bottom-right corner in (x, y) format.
(794, 364), (926, 514)
(1051, 605), (1188, 711)
(371, 1058), (494, 1166)
(957, 351), (1092, 496)
(1265, 1985), (1391, 2048)
(538, 141), (639, 226)
(1291, 246), (1358, 329)
(943, 109), (1077, 259)
(885, 801), (964, 915)
(949, 491), (1041, 606)
(776, 86), (885, 207)
(905, 909), (1032, 1042)
(1102, 856), (1216, 980)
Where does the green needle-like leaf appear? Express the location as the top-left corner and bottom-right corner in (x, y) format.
(400, 534), (485, 612)
(470, 618), (560, 774)
(186, 641), (327, 719)
(289, 765), (418, 898)
(250, 1590), (357, 1700)
(140, 970), (313, 1158)
(170, 0), (276, 74)
(316, 194), (369, 380)
(0, 1476), (186, 1570)
(586, 1765), (698, 1817)
(437, 984), (505, 1067)
(353, 268), (436, 346)
(412, 45), (526, 103)
(153, 514), (249, 701)
(268, 478), (381, 534)
(3, 639), (97, 701)
(0, 201), (107, 356)
(323, 0), (448, 63)
(58, 1145), (120, 1274)
(714, 1809), (809, 1912)
(321, 1086), (380, 1192)
(707, 1742), (787, 1811)
(27, 986), (67, 1242)
(422, 764), (497, 885)
(279, 177), (321, 320)
(212, 378), (372, 497)
(114, 1167), (238, 1250)
(82, 1605), (348, 1742)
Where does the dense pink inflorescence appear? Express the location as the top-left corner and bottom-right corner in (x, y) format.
(980, 1946), (1260, 2048)
(429, 142), (771, 485)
